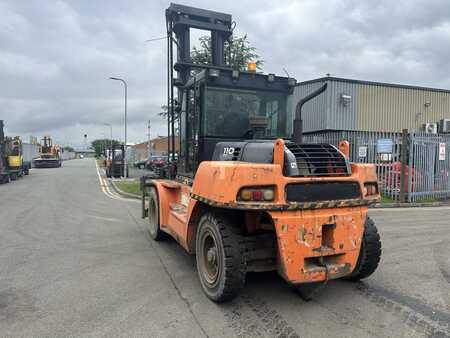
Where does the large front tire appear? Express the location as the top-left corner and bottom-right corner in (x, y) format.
(147, 187), (167, 241)
(196, 213), (246, 302)
(347, 217), (381, 280)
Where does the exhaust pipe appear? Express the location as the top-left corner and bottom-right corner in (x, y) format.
(292, 83), (327, 144)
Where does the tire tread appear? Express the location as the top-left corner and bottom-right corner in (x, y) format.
(347, 217), (382, 280)
(197, 212), (246, 302)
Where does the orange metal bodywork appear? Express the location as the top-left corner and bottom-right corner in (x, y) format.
(149, 140), (379, 285)
(270, 207), (365, 283)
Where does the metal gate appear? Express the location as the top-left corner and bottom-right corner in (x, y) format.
(304, 131), (450, 202)
(408, 133), (450, 202)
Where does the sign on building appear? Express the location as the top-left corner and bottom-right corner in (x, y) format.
(358, 146), (367, 158)
(377, 139), (393, 153)
(439, 143), (446, 161)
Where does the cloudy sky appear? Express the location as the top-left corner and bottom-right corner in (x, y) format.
(1, 0), (450, 147)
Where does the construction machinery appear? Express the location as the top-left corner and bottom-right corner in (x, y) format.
(140, 3), (382, 302)
(105, 144), (125, 178)
(34, 136), (61, 168)
(5, 136), (27, 180)
(0, 120), (10, 183)
(0, 120), (30, 183)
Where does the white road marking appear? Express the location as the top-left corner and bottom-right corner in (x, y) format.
(87, 214), (121, 222)
(369, 206), (450, 212)
(95, 161), (139, 202)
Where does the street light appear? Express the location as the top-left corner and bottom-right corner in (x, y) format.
(109, 76), (128, 177)
(103, 123), (113, 154)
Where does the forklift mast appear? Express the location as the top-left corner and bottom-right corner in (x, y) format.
(165, 3), (296, 176)
(41, 136), (53, 153)
(165, 3), (233, 164)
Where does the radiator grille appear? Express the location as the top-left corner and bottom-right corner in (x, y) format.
(285, 143), (350, 177)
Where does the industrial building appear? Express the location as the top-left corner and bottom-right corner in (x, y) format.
(294, 77), (450, 134)
(130, 136), (180, 162)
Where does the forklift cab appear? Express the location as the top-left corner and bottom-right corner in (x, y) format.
(106, 144), (126, 178)
(40, 136), (53, 157)
(6, 137), (23, 173)
(178, 68), (295, 175)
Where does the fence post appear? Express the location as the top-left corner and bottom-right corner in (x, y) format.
(399, 129), (409, 203)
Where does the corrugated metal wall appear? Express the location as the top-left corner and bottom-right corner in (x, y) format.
(293, 80), (357, 132)
(327, 81), (357, 130)
(357, 84), (450, 132)
(292, 80), (328, 132)
(295, 78), (450, 133)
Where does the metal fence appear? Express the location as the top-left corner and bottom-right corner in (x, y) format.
(61, 151), (76, 161)
(303, 130), (450, 202)
(408, 133), (450, 202)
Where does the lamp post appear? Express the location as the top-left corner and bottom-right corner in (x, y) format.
(109, 77), (128, 177)
(103, 123), (113, 154)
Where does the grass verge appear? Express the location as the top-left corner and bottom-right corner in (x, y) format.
(96, 158), (105, 167)
(114, 181), (141, 196)
(380, 195), (395, 204)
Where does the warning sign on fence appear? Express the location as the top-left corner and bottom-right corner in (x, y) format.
(439, 143), (446, 161)
(358, 146), (367, 158)
(377, 139), (393, 153)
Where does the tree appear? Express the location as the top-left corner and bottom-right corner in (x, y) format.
(159, 34), (263, 130)
(158, 104), (180, 135)
(91, 139), (121, 156)
(191, 34), (264, 71)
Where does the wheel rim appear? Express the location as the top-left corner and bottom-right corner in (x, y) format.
(199, 229), (221, 287)
(148, 196), (158, 235)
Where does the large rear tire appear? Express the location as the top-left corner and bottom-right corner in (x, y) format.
(347, 217), (381, 280)
(147, 187), (167, 241)
(196, 213), (246, 302)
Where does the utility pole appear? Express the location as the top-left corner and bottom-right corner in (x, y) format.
(109, 77), (128, 177)
(104, 123), (113, 154)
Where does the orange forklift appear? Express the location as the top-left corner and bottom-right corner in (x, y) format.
(34, 136), (61, 168)
(141, 3), (381, 302)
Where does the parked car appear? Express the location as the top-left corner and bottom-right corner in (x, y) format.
(134, 158), (148, 169)
(146, 155), (168, 170)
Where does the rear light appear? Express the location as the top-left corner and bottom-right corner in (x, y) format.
(252, 190), (263, 201)
(364, 183), (378, 196)
(238, 187), (275, 202)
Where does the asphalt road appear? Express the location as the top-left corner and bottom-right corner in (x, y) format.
(1, 159), (449, 337)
